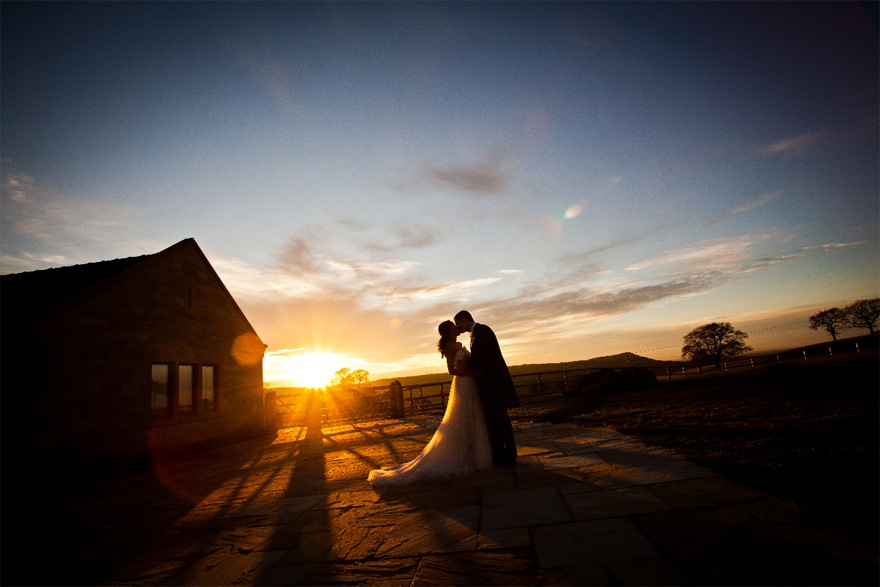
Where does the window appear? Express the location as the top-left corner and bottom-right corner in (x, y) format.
(151, 364), (170, 417)
(178, 365), (194, 415)
(202, 365), (216, 412)
(151, 363), (217, 418)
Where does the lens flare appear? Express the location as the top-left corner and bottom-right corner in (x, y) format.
(564, 203), (583, 219)
(232, 333), (266, 365)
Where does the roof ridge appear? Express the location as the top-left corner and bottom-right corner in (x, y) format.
(1, 250), (155, 278)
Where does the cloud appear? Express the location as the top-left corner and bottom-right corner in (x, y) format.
(0, 166), (152, 272)
(762, 130), (828, 156)
(624, 232), (791, 273)
(365, 223), (442, 254)
(705, 190), (783, 227)
(800, 241), (867, 252)
(279, 237), (324, 274)
(211, 255), (322, 302)
(573, 226), (667, 259)
(421, 154), (510, 195)
(278, 227), (426, 280)
(2, 170), (35, 203)
(213, 11), (301, 117)
(383, 277), (502, 304)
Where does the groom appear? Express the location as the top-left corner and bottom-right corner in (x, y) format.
(454, 310), (519, 466)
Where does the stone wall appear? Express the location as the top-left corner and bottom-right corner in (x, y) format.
(32, 243), (266, 466)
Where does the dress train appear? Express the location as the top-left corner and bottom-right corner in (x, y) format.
(368, 354), (492, 486)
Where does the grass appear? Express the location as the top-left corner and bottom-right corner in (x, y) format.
(511, 348), (879, 542)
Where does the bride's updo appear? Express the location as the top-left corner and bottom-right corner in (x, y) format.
(437, 320), (458, 357)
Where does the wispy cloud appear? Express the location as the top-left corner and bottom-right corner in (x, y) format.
(624, 232), (791, 273)
(799, 241), (867, 252)
(705, 190), (783, 227)
(763, 130), (828, 156)
(573, 226), (668, 258)
(0, 166), (151, 273)
(421, 154), (510, 195)
(1, 169), (35, 203)
(383, 277), (502, 304)
(214, 12), (302, 117)
(211, 255), (322, 302)
(364, 223), (442, 254)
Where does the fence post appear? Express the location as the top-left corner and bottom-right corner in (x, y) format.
(537, 373), (543, 395)
(388, 381), (404, 418)
(562, 370), (569, 392)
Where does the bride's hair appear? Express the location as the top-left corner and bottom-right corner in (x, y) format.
(437, 320), (457, 357)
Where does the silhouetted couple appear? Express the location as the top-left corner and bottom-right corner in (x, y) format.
(368, 311), (519, 486)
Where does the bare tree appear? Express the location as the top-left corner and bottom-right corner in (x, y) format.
(350, 369), (371, 387)
(809, 308), (848, 341)
(845, 298), (880, 334)
(682, 322), (752, 367)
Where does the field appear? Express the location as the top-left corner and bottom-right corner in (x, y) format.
(512, 346), (879, 542)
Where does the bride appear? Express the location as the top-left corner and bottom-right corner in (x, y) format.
(367, 320), (492, 486)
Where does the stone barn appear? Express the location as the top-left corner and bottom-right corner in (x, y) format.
(1, 238), (268, 471)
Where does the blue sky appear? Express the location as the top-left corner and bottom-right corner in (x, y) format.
(2, 2), (878, 387)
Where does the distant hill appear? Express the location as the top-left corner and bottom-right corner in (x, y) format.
(512, 352), (680, 373)
(371, 352), (686, 388)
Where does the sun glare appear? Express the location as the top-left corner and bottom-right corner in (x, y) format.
(264, 350), (346, 389)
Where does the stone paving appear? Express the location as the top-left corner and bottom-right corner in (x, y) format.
(33, 417), (879, 586)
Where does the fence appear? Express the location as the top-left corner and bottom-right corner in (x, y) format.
(271, 336), (874, 426)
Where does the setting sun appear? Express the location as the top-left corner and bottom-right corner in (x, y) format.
(263, 349), (347, 389)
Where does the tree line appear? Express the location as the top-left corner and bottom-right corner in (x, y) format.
(682, 297), (878, 367)
(808, 298), (880, 341)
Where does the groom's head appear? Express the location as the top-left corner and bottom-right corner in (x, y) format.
(453, 310), (474, 333)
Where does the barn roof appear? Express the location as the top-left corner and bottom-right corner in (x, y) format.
(1, 239), (262, 340)
(1, 254), (149, 315)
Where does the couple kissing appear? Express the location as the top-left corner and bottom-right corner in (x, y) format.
(368, 311), (519, 487)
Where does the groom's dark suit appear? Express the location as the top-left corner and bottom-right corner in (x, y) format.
(466, 323), (519, 465)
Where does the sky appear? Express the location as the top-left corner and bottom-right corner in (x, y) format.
(2, 1), (878, 388)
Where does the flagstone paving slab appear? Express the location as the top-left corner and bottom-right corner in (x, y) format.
(564, 485), (672, 520)
(478, 527), (532, 550)
(481, 486), (575, 530)
(539, 452), (608, 469)
(411, 549), (540, 586)
(645, 475), (769, 508)
(532, 517), (663, 568)
(376, 505), (481, 557)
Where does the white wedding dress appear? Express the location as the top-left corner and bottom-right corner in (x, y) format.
(368, 349), (492, 486)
